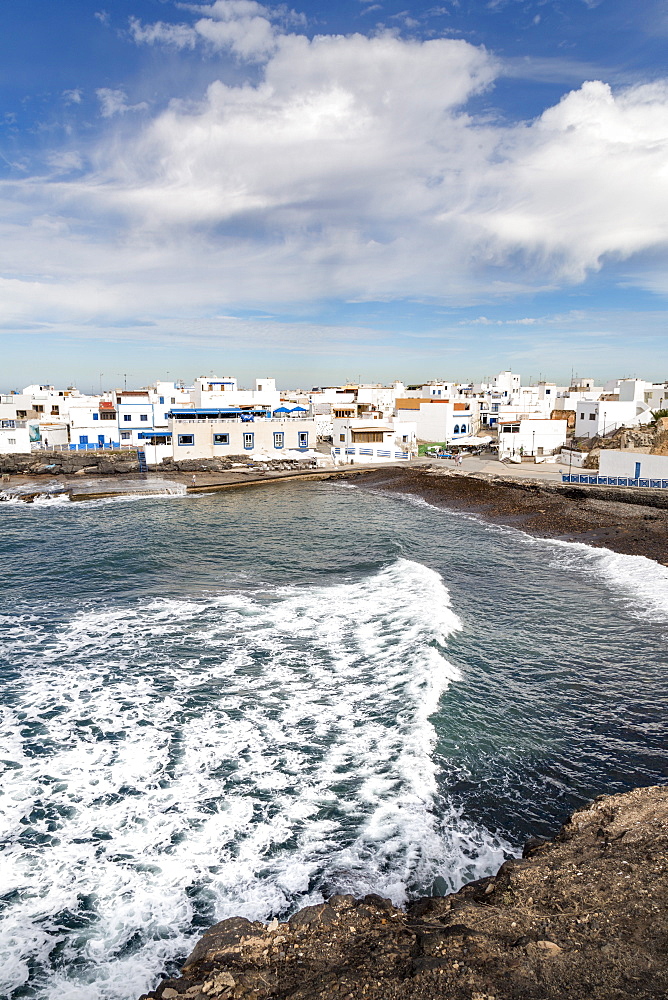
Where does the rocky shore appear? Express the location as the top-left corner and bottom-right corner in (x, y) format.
(140, 785), (668, 1000)
(356, 465), (668, 563)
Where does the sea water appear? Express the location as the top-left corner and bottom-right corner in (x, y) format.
(1, 481), (667, 1000)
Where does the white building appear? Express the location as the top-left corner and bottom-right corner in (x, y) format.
(574, 399), (654, 439)
(498, 417), (568, 461)
(0, 419), (30, 454)
(190, 376), (282, 412)
(394, 398), (478, 443)
(332, 415), (416, 464)
(169, 410), (317, 462)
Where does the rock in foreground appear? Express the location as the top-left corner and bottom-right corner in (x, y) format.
(140, 785), (668, 1000)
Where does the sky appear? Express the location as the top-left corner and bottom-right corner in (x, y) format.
(1, 0), (668, 391)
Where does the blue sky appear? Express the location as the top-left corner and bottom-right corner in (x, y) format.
(1, 0), (668, 390)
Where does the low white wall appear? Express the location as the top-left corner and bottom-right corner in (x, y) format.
(599, 449), (668, 479)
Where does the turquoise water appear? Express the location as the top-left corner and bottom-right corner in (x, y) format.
(1, 481), (667, 999)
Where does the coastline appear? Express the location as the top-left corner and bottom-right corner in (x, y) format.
(5, 459), (668, 564)
(354, 465), (668, 564)
(140, 785), (668, 1000)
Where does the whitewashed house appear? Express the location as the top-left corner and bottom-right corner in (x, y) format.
(574, 399), (654, 439)
(394, 398), (478, 444)
(0, 396), (30, 454)
(498, 417), (568, 460)
(169, 409), (317, 461)
(332, 414), (416, 464)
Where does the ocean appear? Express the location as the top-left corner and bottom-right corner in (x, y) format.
(1, 480), (667, 1000)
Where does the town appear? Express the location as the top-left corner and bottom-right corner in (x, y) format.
(2, 370), (668, 485)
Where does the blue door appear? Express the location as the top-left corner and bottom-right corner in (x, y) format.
(98, 434), (105, 446)
(634, 461), (641, 478)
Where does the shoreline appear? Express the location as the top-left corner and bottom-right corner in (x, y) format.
(4, 460), (668, 564)
(140, 786), (668, 1000)
(354, 465), (668, 564)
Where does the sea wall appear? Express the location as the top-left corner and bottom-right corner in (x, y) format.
(140, 785), (668, 1000)
(0, 450), (141, 475)
(0, 451), (317, 476)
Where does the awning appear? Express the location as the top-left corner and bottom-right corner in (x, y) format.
(455, 435), (492, 446)
(138, 431), (172, 438)
(273, 407), (291, 414)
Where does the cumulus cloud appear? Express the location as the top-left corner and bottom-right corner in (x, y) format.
(469, 80), (668, 281)
(130, 0), (290, 60)
(3, 8), (668, 347)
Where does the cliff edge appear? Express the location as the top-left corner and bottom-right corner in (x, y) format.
(140, 785), (668, 1000)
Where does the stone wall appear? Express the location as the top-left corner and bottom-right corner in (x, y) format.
(0, 450), (140, 475)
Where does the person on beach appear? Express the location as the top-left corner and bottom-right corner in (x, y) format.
(191, 474), (196, 486)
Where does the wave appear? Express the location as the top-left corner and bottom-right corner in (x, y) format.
(544, 538), (668, 622)
(379, 487), (668, 622)
(0, 559), (511, 1000)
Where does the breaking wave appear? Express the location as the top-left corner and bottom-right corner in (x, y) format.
(0, 559), (509, 1000)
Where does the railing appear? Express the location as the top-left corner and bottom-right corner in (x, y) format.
(561, 473), (668, 489)
(171, 416), (310, 424)
(31, 442), (136, 452)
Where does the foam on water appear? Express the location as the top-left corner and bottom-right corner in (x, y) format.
(382, 486), (668, 621)
(0, 559), (510, 1000)
(544, 538), (668, 622)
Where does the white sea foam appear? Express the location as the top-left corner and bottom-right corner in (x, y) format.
(0, 559), (511, 1000)
(386, 486), (668, 620)
(544, 538), (668, 621)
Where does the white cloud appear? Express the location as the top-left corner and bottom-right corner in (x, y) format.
(131, 1), (285, 60)
(47, 150), (83, 173)
(96, 88), (149, 118)
(63, 89), (82, 104)
(468, 80), (668, 281)
(128, 17), (198, 49)
(2, 11), (668, 349)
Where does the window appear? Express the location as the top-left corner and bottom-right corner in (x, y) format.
(589, 413), (596, 420)
(298, 431), (309, 448)
(124, 414), (131, 422)
(8, 437), (15, 445)
(93, 412), (99, 420)
(243, 432), (254, 449)
(121, 432), (131, 440)
(213, 433), (229, 445)
(101, 411), (116, 420)
(52, 406), (59, 414)
(460, 424), (467, 433)
(140, 414), (148, 422)
(274, 432), (284, 449)
(454, 424), (460, 434)
(340, 433), (345, 442)
(159, 396), (164, 404)
(34, 405), (44, 413)
(546, 389), (551, 395)
(352, 430), (383, 443)
(164, 413), (169, 421)
(171, 397), (176, 404)
(178, 434), (194, 446)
